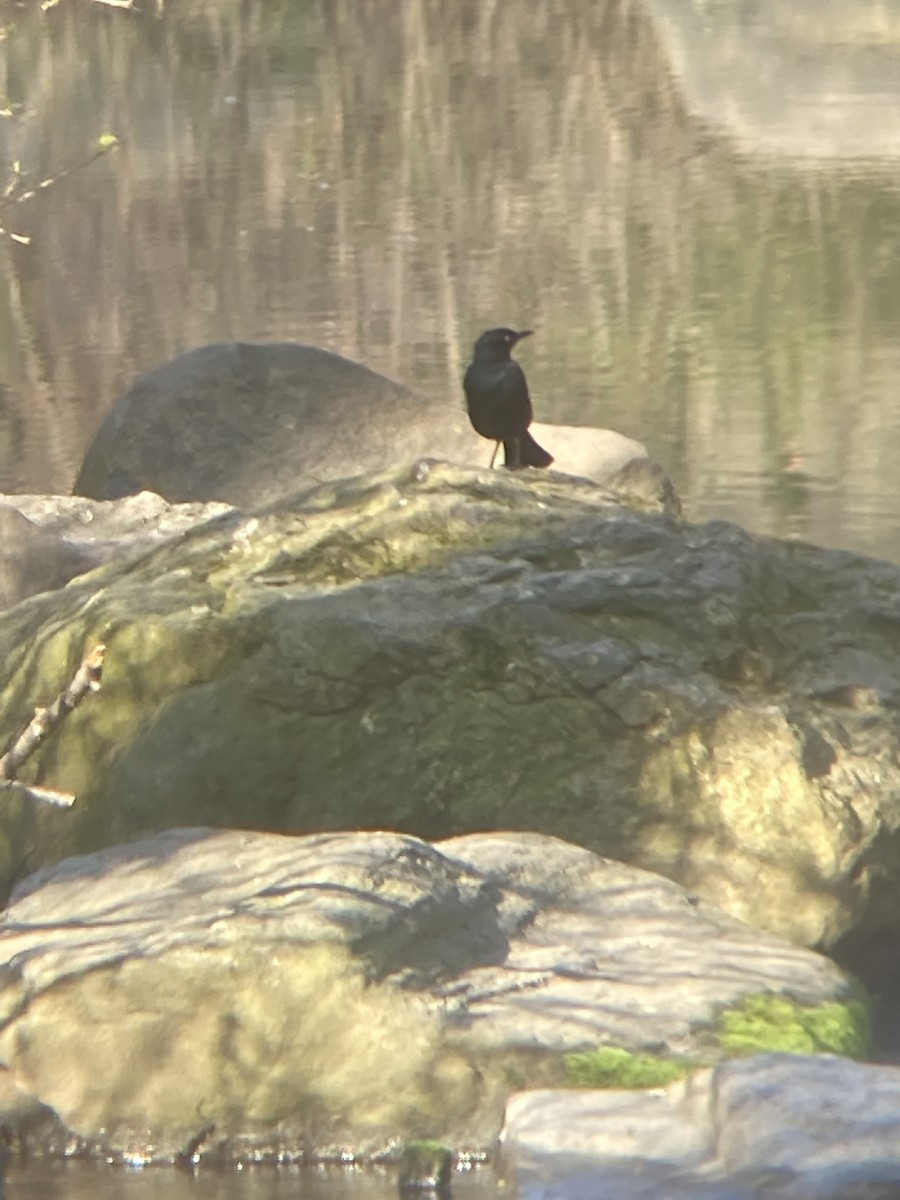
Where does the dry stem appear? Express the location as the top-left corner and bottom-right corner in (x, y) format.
(0, 643), (106, 806)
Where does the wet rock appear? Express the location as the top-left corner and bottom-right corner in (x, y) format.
(0, 828), (858, 1162)
(398, 1141), (452, 1193)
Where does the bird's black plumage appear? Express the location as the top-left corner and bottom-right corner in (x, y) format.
(463, 328), (553, 470)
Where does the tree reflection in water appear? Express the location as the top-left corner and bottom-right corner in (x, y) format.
(0, 1), (898, 558)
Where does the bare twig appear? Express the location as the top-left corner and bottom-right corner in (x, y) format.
(0, 643), (106, 805)
(0, 780), (74, 808)
(42, 0), (138, 9)
(0, 223), (30, 245)
(0, 138), (119, 243)
(5, 138), (120, 206)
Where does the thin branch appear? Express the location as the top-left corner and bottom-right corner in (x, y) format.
(0, 644), (106, 805)
(0, 138), (119, 243)
(6, 138), (120, 206)
(0, 780), (74, 808)
(42, 0), (138, 9)
(0, 223), (30, 245)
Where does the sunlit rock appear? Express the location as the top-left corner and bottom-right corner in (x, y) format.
(502, 1054), (900, 1199)
(0, 507), (94, 611)
(535, 423), (680, 513)
(0, 828), (859, 1163)
(1, 462), (900, 947)
(0, 492), (232, 610)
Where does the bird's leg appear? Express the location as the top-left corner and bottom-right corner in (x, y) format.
(509, 438), (522, 470)
(489, 441), (500, 469)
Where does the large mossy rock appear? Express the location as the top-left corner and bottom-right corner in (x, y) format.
(2, 461), (900, 947)
(0, 828), (859, 1162)
(73, 341), (661, 508)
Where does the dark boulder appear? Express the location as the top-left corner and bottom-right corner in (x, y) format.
(73, 341), (669, 509)
(75, 341), (474, 506)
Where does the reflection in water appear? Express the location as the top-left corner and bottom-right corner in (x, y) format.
(3, 1160), (496, 1200)
(645, 0), (900, 159)
(0, 0), (899, 566)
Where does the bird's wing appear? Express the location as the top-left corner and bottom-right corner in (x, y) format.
(498, 362), (533, 425)
(463, 360), (535, 442)
(464, 363), (529, 407)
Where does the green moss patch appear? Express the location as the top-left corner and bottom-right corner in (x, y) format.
(564, 1046), (697, 1089)
(716, 993), (870, 1058)
(398, 1139), (452, 1191)
(563, 993), (870, 1090)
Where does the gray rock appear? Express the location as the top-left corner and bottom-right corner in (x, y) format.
(72, 342), (666, 508)
(0, 492), (232, 609)
(0, 462), (899, 947)
(0, 828), (858, 1163)
(0, 507), (94, 610)
(501, 1054), (900, 1200)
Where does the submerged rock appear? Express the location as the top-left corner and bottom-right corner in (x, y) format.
(0, 828), (859, 1162)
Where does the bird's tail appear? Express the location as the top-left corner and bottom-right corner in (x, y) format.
(503, 431), (554, 470)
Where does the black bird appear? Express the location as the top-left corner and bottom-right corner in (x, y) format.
(463, 328), (554, 470)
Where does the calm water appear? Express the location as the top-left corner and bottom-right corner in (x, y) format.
(2, 1161), (499, 1200)
(1, 1), (900, 559)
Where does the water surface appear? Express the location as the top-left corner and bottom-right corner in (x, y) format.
(3, 1160), (496, 1200)
(2, 1), (900, 559)
(2, 4), (900, 1185)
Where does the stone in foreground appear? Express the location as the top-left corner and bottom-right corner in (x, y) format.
(4, 461), (900, 949)
(0, 829), (858, 1163)
(501, 1053), (900, 1200)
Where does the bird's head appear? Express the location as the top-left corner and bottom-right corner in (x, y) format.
(472, 327), (533, 361)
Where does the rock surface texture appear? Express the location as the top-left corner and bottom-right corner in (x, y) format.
(0, 828), (857, 1163)
(502, 1053), (900, 1199)
(0, 462), (899, 948)
(0, 492), (232, 610)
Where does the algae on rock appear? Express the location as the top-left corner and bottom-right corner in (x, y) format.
(1, 463), (900, 950)
(562, 992), (872, 1091)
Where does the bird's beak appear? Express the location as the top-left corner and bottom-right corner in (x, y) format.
(515, 330), (534, 342)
